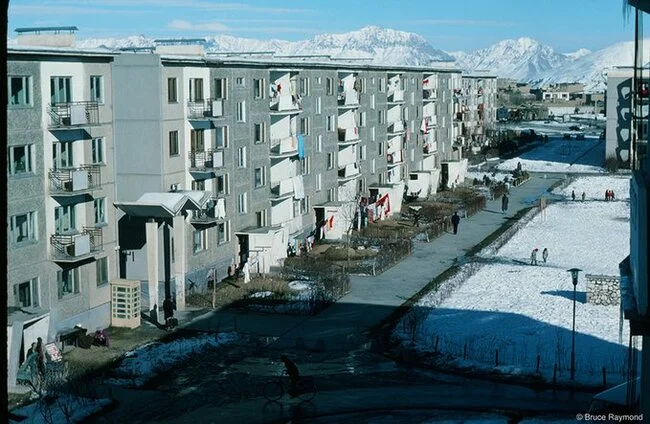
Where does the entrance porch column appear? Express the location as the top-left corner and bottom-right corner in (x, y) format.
(172, 214), (186, 311)
(145, 219), (159, 310)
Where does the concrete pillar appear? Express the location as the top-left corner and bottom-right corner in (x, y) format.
(145, 220), (159, 310)
(641, 336), (650, 418)
(173, 214), (186, 311)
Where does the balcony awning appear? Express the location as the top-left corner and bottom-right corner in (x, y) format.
(114, 191), (209, 219)
(7, 306), (50, 326)
(235, 225), (282, 236)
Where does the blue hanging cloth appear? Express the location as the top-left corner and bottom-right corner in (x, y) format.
(297, 133), (305, 159)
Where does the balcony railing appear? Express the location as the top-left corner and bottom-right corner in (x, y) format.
(338, 127), (360, 143)
(422, 78), (437, 90)
(387, 150), (404, 165)
(50, 227), (103, 262)
(387, 89), (405, 103)
(338, 162), (360, 180)
(423, 89), (438, 101)
(423, 141), (437, 155)
(48, 101), (100, 128)
(49, 165), (101, 195)
(337, 90), (360, 107)
(188, 149), (224, 170)
(187, 98), (224, 119)
(270, 178), (294, 198)
(190, 198), (226, 225)
(388, 120), (405, 134)
(270, 135), (298, 156)
(269, 93), (302, 113)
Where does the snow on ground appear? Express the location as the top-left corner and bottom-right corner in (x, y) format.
(552, 175), (631, 201)
(497, 136), (605, 174)
(9, 396), (111, 424)
(399, 200), (633, 385)
(108, 332), (237, 387)
(465, 171), (512, 183)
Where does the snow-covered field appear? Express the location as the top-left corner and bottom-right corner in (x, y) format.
(396, 196), (633, 385)
(497, 136), (605, 174)
(9, 396), (111, 424)
(108, 332), (238, 387)
(552, 175), (631, 201)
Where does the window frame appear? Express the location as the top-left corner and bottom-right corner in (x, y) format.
(54, 204), (76, 234)
(169, 130), (180, 156)
(216, 174), (229, 195)
(94, 197), (107, 225)
(192, 228), (209, 253)
(96, 257), (109, 287)
(254, 123), (266, 144)
(238, 192), (248, 214)
(90, 75), (104, 104)
(8, 144), (34, 175)
(50, 76), (72, 104)
(10, 211), (38, 244)
(167, 77), (178, 103)
(217, 221), (230, 244)
(236, 101), (246, 122)
(15, 277), (39, 308)
(215, 126), (229, 149)
(237, 146), (247, 168)
(91, 137), (105, 164)
(8, 75), (32, 107)
(254, 166), (266, 188)
(57, 267), (80, 299)
(327, 152), (334, 170)
(253, 78), (265, 99)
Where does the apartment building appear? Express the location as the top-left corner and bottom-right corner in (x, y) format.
(453, 73), (498, 151)
(7, 28), (118, 389)
(6, 32), (472, 390)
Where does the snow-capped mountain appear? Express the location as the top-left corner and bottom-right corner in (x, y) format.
(564, 48), (592, 60)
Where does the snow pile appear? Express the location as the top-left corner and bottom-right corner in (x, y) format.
(9, 396), (111, 424)
(397, 201), (633, 385)
(108, 333), (237, 387)
(552, 175), (631, 201)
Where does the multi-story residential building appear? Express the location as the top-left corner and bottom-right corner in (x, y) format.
(6, 31), (467, 390)
(7, 27), (118, 389)
(453, 73), (498, 152)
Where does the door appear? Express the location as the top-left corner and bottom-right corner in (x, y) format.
(23, 314), (50, 362)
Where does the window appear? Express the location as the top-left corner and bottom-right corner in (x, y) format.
(52, 142), (73, 169)
(217, 174), (229, 195)
(169, 130), (179, 156)
(299, 77), (310, 96)
(190, 129), (205, 152)
(316, 173), (322, 191)
(236, 77), (245, 87)
(8, 76), (32, 106)
(359, 145), (367, 160)
(193, 229), (209, 253)
(215, 126), (229, 148)
(371, 94), (375, 110)
(403, 107), (409, 121)
(300, 117), (311, 135)
(326, 115), (335, 132)
(360, 112), (367, 127)
(411, 92), (415, 105)
(326, 77), (334, 95)
(316, 97), (322, 114)
(378, 141), (384, 156)
(8, 144), (34, 175)
(327, 152), (334, 169)
(90, 75), (104, 103)
(256, 210), (268, 227)
(96, 257), (109, 287)
(254, 123), (266, 144)
(327, 187), (335, 202)
(317, 135), (323, 153)
(378, 110), (385, 124)
(214, 78), (227, 100)
(167, 77), (178, 103)
(57, 267), (80, 299)
(237, 146), (247, 168)
(50, 76), (72, 104)
(94, 198), (106, 225)
(191, 179), (205, 191)
(411, 148), (415, 162)
(15, 278), (39, 307)
(217, 221), (229, 244)
(379, 78), (386, 93)
(237, 101), (246, 122)
(238, 192), (248, 214)
(54, 205), (76, 234)
(371, 127), (376, 141)
(91, 138), (104, 164)
(300, 157), (311, 175)
(10, 211), (37, 244)
(254, 166), (266, 187)
(317, 77), (322, 84)
(371, 159), (376, 174)
(293, 198), (309, 217)
(253, 78), (265, 99)
(189, 78), (204, 102)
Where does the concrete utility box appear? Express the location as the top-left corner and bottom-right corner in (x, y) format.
(110, 279), (141, 328)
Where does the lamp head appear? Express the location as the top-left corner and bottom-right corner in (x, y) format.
(567, 268), (582, 286)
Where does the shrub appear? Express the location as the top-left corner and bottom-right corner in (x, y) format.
(605, 156), (619, 173)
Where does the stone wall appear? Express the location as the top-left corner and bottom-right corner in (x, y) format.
(585, 274), (620, 306)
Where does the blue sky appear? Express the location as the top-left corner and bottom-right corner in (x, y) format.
(7, 0), (640, 52)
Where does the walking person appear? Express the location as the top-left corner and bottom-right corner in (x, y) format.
(35, 337), (45, 377)
(280, 355), (300, 397)
(501, 193), (509, 213)
(581, 192), (586, 202)
(611, 190), (615, 201)
(530, 248), (538, 266)
(542, 248), (548, 263)
(451, 212), (461, 235)
(605, 189), (609, 201)
(242, 259), (251, 284)
(571, 190), (576, 201)
(163, 295), (175, 329)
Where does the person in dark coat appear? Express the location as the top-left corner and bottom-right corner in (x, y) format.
(542, 248), (549, 263)
(281, 355), (300, 397)
(501, 194), (509, 213)
(571, 190), (576, 201)
(530, 248), (538, 265)
(35, 337), (45, 376)
(451, 212), (461, 235)
(163, 296), (175, 328)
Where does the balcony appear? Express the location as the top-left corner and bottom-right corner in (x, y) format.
(387, 89), (405, 103)
(187, 98), (224, 120)
(49, 165), (101, 195)
(190, 198), (226, 226)
(338, 127), (360, 145)
(422, 116), (437, 131)
(50, 227), (103, 262)
(422, 77), (437, 90)
(387, 150), (404, 166)
(188, 149), (224, 171)
(387, 120), (405, 135)
(423, 89), (438, 101)
(423, 141), (437, 155)
(269, 94), (302, 114)
(270, 178), (294, 200)
(48, 101), (100, 128)
(338, 162), (360, 182)
(337, 90), (360, 108)
(270, 135), (298, 158)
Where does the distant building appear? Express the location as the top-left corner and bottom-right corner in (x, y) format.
(453, 72), (498, 150)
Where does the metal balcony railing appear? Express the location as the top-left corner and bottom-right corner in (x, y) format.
(187, 98), (224, 119)
(50, 227), (103, 262)
(48, 101), (100, 128)
(49, 165), (101, 195)
(188, 149), (224, 170)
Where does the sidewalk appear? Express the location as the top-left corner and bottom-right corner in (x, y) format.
(189, 173), (566, 351)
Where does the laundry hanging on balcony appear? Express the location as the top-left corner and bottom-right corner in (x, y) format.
(297, 133), (305, 159)
(215, 198), (226, 219)
(293, 175), (305, 199)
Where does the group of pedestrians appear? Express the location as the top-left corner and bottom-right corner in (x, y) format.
(605, 189), (615, 201)
(530, 247), (549, 265)
(570, 190), (586, 201)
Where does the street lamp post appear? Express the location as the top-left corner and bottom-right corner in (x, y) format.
(567, 268), (582, 381)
